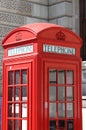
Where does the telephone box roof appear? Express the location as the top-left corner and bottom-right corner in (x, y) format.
(2, 23), (82, 47)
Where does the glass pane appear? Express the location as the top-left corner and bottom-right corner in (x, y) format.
(58, 103), (65, 118)
(49, 103), (56, 118)
(82, 70), (86, 83)
(15, 104), (20, 117)
(66, 71), (73, 84)
(22, 104), (27, 117)
(58, 120), (65, 128)
(15, 120), (20, 130)
(8, 103), (14, 117)
(58, 70), (65, 84)
(8, 120), (13, 130)
(67, 87), (73, 101)
(50, 120), (56, 130)
(22, 70), (27, 84)
(15, 70), (20, 84)
(82, 84), (86, 96)
(67, 120), (73, 130)
(22, 120), (27, 130)
(49, 69), (56, 84)
(15, 87), (20, 101)
(22, 86), (27, 101)
(49, 86), (56, 101)
(58, 87), (65, 101)
(8, 71), (14, 85)
(8, 87), (14, 101)
(67, 103), (73, 118)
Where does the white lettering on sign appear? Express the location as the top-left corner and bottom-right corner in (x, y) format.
(8, 45), (33, 56)
(43, 44), (76, 55)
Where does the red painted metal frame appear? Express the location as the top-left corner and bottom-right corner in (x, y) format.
(2, 23), (82, 130)
(42, 57), (82, 130)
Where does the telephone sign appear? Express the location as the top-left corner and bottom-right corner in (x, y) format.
(43, 44), (76, 55)
(8, 44), (33, 56)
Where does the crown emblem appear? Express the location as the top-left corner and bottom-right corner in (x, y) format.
(56, 31), (65, 41)
(16, 32), (22, 41)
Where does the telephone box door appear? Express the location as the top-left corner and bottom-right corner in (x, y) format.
(44, 62), (79, 130)
(5, 63), (31, 130)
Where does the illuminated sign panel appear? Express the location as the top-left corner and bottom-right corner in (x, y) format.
(43, 44), (76, 55)
(8, 45), (33, 56)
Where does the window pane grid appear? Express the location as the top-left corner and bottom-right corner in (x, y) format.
(49, 69), (74, 121)
(8, 69), (28, 130)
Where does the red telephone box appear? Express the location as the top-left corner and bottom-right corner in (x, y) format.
(2, 23), (82, 130)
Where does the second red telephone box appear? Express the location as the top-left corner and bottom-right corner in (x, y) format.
(2, 23), (82, 130)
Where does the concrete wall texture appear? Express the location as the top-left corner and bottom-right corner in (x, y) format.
(0, 0), (80, 96)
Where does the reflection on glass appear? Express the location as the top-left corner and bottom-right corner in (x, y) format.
(15, 104), (20, 117)
(22, 86), (27, 101)
(49, 86), (56, 101)
(15, 120), (20, 130)
(15, 70), (20, 84)
(49, 69), (56, 84)
(8, 71), (14, 85)
(66, 71), (73, 84)
(8, 87), (14, 101)
(67, 103), (73, 118)
(49, 103), (56, 118)
(67, 87), (73, 101)
(22, 70), (27, 84)
(58, 103), (65, 118)
(58, 87), (65, 101)
(22, 120), (27, 130)
(22, 104), (27, 118)
(15, 87), (20, 101)
(50, 120), (56, 130)
(8, 103), (14, 117)
(58, 70), (65, 84)
(8, 120), (12, 130)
